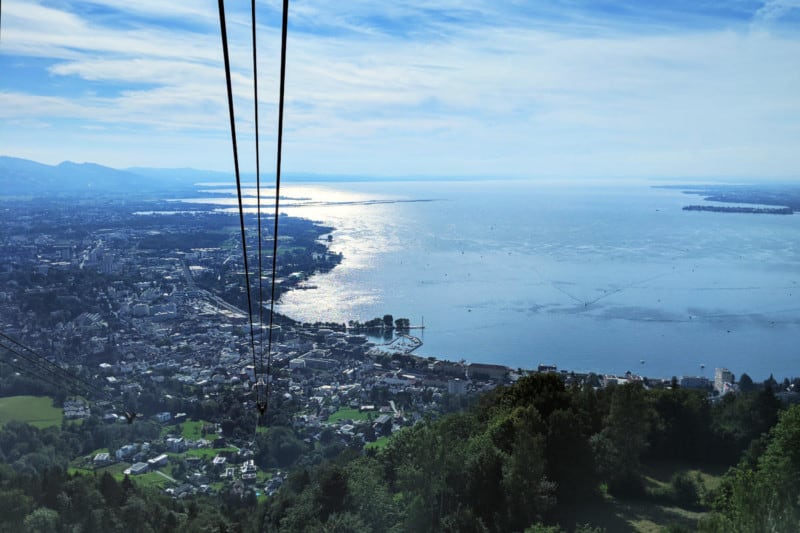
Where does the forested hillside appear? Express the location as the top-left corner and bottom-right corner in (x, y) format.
(260, 374), (796, 532)
(0, 374), (797, 532)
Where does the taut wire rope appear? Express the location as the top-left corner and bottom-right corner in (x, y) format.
(217, 0), (260, 394)
(262, 0), (290, 416)
(251, 0), (266, 381)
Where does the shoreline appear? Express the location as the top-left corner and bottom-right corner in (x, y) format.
(275, 309), (790, 384)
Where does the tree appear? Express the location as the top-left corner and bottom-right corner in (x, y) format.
(738, 373), (754, 393)
(546, 407), (595, 501)
(669, 472), (701, 508)
(710, 389), (780, 464)
(0, 489), (34, 527)
(500, 406), (556, 529)
(23, 508), (59, 533)
(316, 465), (349, 521)
(440, 509), (489, 532)
(345, 457), (398, 531)
(648, 388), (713, 463)
(592, 383), (654, 494)
(121, 474), (134, 494)
(321, 512), (369, 533)
(220, 419), (236, 437)
(491, 372), (569, 420)
(524, 525), (563, 533)
(755, 404), (800, 528)
(99, 471), (125, 507)
(701, 405), (800, 532)
(255, 426), (307, 468)
(172, 458), (187, 479)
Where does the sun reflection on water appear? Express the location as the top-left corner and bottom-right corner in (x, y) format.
(180, 183), (407, 323)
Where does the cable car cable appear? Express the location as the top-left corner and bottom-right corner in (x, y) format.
(261, 0), (290, 416)
(251, 0), (266, 385)
(217, 0), (260, 390)
(0, 345), (74, 393)
(0, 334), (138, 420)
(0, 338), (68, 386)
(0, 331), (110, 401)
(0, 339), (129, 417)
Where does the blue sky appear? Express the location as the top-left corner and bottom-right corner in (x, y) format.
(1, 0), (799, 179)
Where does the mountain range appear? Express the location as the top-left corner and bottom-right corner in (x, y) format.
(0, 156), (503, 194)
(0, 156), (233, 195)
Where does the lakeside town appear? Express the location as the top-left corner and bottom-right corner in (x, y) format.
(1, 196), (798, 503)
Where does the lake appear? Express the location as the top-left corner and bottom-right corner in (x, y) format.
(186, 179), (800, 381)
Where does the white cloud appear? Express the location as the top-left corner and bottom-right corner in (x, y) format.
(755, 0), (800, 22)
(80, 0), (219, 24)
(1, 0), (799, 178)
(3, 1), (222, 61)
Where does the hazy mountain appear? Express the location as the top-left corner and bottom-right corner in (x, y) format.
(126, 166), (390, 184)
(125, 166), (238, 184)
(0, 156), (201, 195)
(0, 157), (490, 195)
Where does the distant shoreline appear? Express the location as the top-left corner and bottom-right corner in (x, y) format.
(683, 205), (793, 215)
(655, 183), (800, 215)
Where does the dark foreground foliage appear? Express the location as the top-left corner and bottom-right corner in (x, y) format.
(1, 374), (796, 532)
(260, 375), (795, 532)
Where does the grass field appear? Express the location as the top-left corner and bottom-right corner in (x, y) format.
(71, 462), (129, 478)
(132, 471), (174, 489)
(328, 407), (371, 424)
(71, 461), (176, 489)
(180, 419), (206, 439)
(185, 446), (238, 460)
(365, 436), (391, 450)
(0, 396), (62, 428)
(552, 462), (724, 532)
(160, 419), (214, 440)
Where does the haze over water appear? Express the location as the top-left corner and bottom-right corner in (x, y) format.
(187, 180), (800, 380)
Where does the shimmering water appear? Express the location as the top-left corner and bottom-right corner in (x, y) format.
(184, 179), (800, 380)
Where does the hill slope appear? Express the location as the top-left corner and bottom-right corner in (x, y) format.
(0, 156), (197, 194)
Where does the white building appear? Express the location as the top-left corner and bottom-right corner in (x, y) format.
(148, 454), (169, 468)
(715, 368), (734, 393)
(115, 444), (138, 460)
(93, 452), (111, 465)
(127, 462), (149, 475)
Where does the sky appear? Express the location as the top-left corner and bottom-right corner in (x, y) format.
(1, 0), (799, 179)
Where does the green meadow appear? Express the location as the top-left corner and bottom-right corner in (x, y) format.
(0, 395), (62, 428)
(327, 407), (371, 423)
